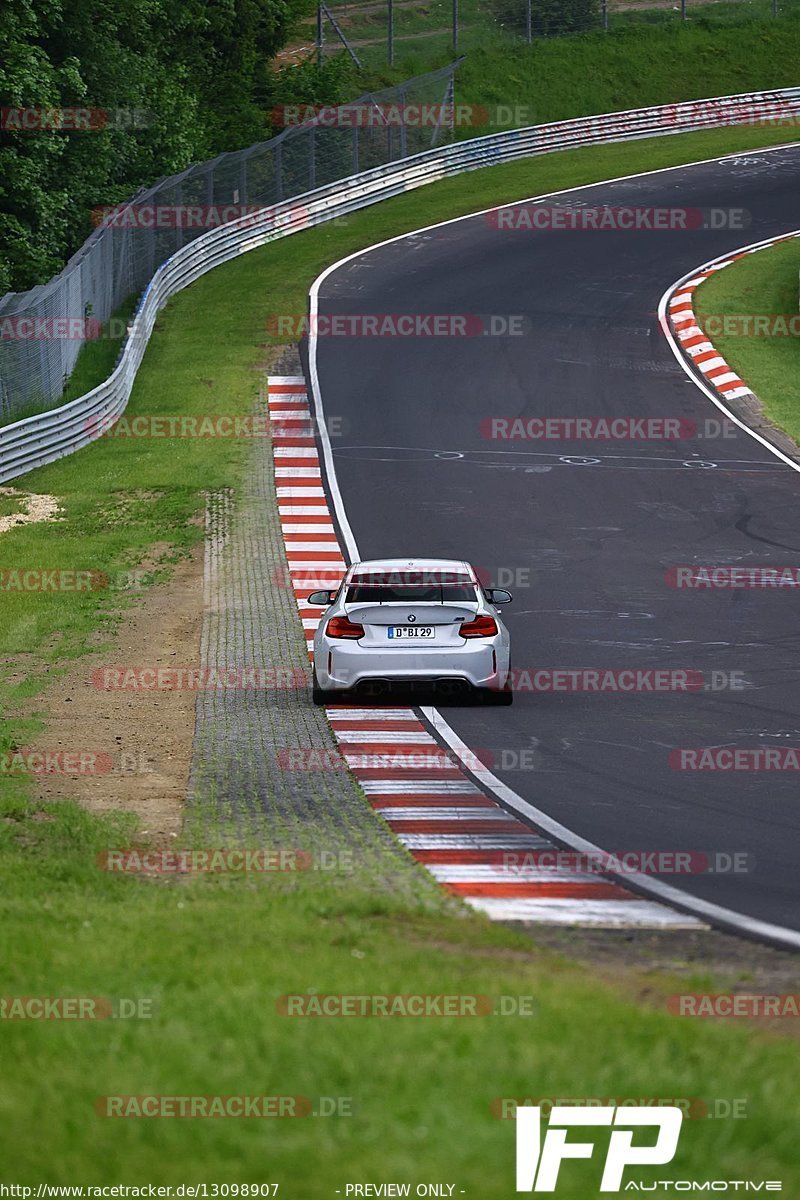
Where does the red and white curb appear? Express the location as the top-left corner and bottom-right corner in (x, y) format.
(666, 230), (800, 403)
(268, 375), (702, 928)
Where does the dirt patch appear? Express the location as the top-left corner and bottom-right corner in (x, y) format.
(0, 487), (62, 535)
(29, 544), (205, 845)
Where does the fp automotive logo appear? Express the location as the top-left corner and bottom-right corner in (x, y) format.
(516, 1105), (683, 1192)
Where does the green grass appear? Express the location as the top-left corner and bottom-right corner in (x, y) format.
(312, 0), (800, 80)
(3, 124), (800, 1183)
(2, 298), (140, 427)
(694, 235), (800, 441)
(456, 17), (800, 125)
(60, 296), (140, 406)
(0, 493), (27, 519)
(355, 6), (800, 105)
(2, 791), (800, 1188)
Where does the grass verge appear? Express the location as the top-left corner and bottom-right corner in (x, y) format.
(2, 793), (800, 1188)
(360, 12), (800, 117)
(693, 234), (800, 441)
(2, 124), (800, 1184)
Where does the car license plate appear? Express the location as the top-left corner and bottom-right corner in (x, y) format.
(388, 625), (434, 639)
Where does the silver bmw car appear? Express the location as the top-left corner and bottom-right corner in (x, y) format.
(308, 557), (512, 705)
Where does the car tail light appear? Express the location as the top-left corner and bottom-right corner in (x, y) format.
(326, 615), (364, 640)
(459, 615), (498, 639)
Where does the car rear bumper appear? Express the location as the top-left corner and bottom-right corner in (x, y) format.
(316, 641), (507, 691)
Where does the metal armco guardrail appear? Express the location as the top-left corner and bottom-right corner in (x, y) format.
(0, 62), (462, 422)
(2, 86), (799, 484)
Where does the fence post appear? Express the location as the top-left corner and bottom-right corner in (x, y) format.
(431, 71), (455, 147)
(398, 88), (407, 158)
(275, 141), (283, 202)
(388, 0), (394, 64)
(526, 0), (532, 43)
(175, 181), (184, 251)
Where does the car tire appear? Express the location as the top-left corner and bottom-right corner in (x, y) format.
(312, 668), (329, 706)
(480, 674), (513, 705)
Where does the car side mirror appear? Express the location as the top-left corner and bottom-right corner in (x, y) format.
(308, 590), (336, 606)
(486, 588), (512, 604)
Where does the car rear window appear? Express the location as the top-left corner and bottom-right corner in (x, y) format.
(346, 573), (477, 604)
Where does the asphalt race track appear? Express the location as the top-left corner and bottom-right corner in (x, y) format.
(306, 142), (800, 934)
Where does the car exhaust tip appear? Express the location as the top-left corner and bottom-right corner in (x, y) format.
(434, 678), (471, 696)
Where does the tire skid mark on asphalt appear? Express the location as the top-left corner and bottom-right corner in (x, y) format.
(268, 376), (703, 928)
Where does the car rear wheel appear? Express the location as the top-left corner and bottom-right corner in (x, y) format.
(312, 668), (328, 706)
(479, 675), (513, 705)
